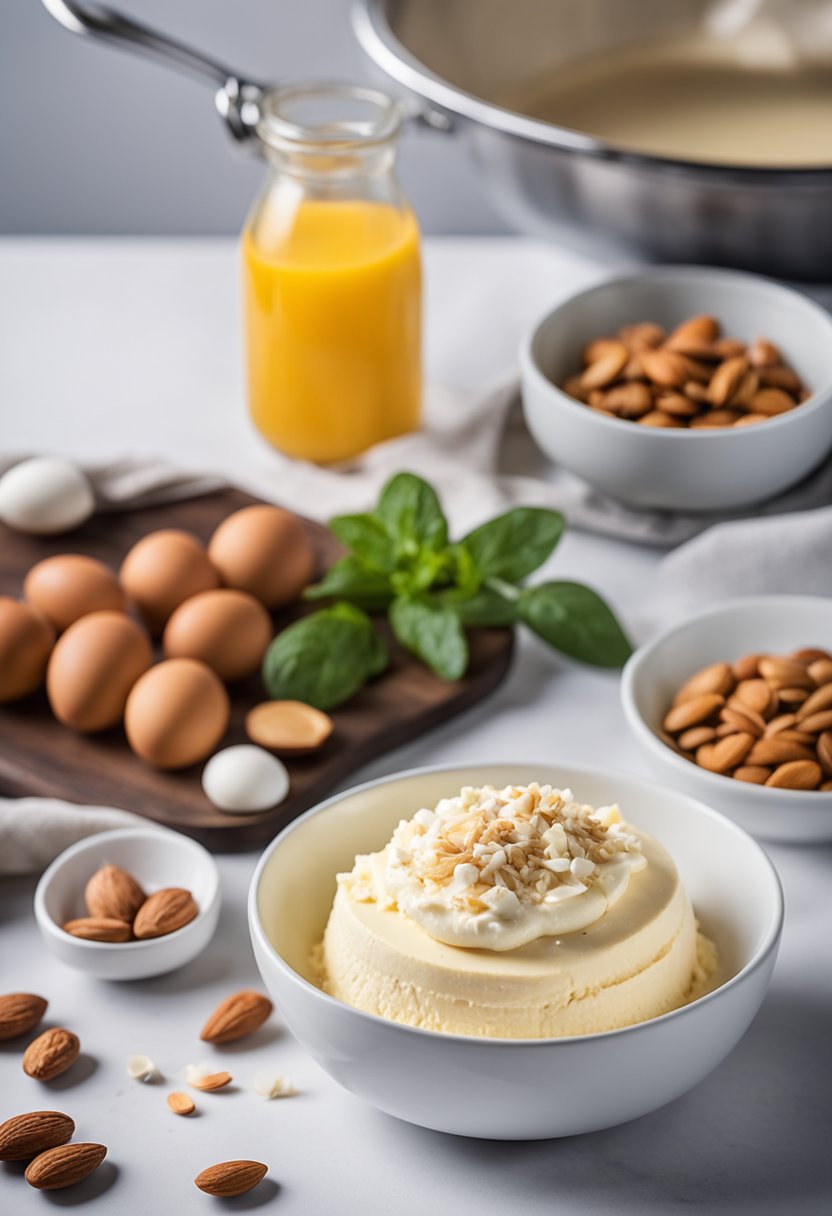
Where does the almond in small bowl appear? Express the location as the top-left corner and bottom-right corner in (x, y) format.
(622, 594), (832, 844)
(34, 828), (220, 981)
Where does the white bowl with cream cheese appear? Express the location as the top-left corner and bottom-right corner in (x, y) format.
(248, 762), (782, 1139)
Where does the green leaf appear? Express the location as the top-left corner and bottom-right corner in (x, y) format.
(329, 513), (395, 571)
(303, 556), (393, 610)
(452, 586), (518, 628)
(261, 602), (389, 710)
(389, 595), (469, 681)
(375, 472), (448, 553)
(517, 581), (632, 669)
(461, 508), (565, 583)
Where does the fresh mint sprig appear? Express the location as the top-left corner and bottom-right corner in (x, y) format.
(295, 472), (631, 688)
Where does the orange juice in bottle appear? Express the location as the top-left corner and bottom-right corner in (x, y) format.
(243, 86), (422, 464)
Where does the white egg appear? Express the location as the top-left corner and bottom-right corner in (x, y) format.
(0, 457), (95, 535)
(202, 745), (289, 813)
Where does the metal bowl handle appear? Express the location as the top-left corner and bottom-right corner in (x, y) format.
(40, 0), (267, 147)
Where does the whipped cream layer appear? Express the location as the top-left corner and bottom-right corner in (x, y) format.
(340, 784), (647, 951)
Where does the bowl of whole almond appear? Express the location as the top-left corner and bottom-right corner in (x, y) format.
(34, 827), (220, 978)
(521, 267), (832, 511)
(622, 595), (832, 843)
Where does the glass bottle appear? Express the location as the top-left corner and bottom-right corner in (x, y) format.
(243, 84), (422, 464)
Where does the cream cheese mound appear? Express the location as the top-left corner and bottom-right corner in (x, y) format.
(339, 783), (646, 950)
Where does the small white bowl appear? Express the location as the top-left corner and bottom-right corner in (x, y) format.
(35, 827), (221, 980)
(520, 266), (832, 511)
(249, 761), (782, 1140)
(622, 595), (832, 844)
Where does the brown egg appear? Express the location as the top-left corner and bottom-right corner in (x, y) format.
(0, 597), (55, 702)
(24, 554), (125, 632)
(47, 610), (153, 731)
(162, 589), (272, 681)
(208, 506), (314, 609)
(120, 529), (219, 634)
(124, 658), (229, 769)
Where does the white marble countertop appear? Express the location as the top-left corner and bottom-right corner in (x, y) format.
(1, 238), (830, 1214)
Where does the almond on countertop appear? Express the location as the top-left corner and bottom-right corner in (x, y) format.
(200, 990), (273, 1045)
(133, 888), (197, 939)
(0, 993), (48, 1040)
(194, 1160), (268, 1198)
(85, 864), (146, 922)
(185, 1065), (233, 1092)
(24, 1142), (107, 1190)
(22, 1028), (80, 1081)
(167, 1091), (196, 1116)
(0, 1111), (75, 1161)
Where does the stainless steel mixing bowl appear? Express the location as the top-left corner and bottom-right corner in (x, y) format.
(42, 0), (832, 280)
(353, 0), (832, 281)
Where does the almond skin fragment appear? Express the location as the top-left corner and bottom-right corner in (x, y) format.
(0, 1111), (75, 1161)
(25, 1143), (106, 1190)
(167, 1092), (195, 1116)
(23, 1029), (80, 1081)
(195, 1160), (268, 1198)
(200, 990), (273, 1045)
(0, 993), (48, 1040)
(85, 864), (146, 922)
(62, 917), (132, 943)
(765, 760), (822, 790)
(133, 888), (197, 939)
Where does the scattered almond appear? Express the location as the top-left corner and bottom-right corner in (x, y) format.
(200, 990), (273, 1045)
(85, 864), (146, 922)
(0, 993), (48, 1040)
(25, 1142), (107, 1190)
(62, 917), (132, 943)
(195, 1160), (268, 1198)
(0, 1111), (75, 1161)
(185, 1064), (233, 1092)
(167, 1091), (195, 1116)
(133, 888), (197, 940)
(23, 1029), (80, 1081)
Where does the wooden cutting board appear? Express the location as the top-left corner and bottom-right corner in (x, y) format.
(0, 489), (513, 850)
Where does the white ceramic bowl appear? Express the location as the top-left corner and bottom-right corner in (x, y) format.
(249, 761), (782, 1140)
(35, 827), (221, 980)
(520, 266), (832, 510)
(622, 595), (832, 844)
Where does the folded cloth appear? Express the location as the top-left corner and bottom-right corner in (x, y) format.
(0, 800), (146, 875)
(2, 380), (831, 872)
(5, 384), (831, 546)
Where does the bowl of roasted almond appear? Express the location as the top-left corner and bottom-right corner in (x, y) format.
(520, 267), (832, 511)
(34, 827), (221, 978)
(622, 596), (832, 843)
